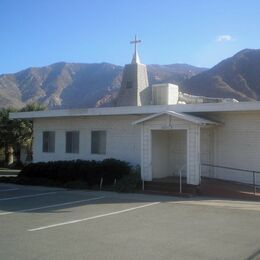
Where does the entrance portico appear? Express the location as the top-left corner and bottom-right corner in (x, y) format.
(133, 111), (219, 185)
(151, 129), (187, 180)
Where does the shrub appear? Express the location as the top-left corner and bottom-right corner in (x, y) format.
(19, 159), (135, 188)
(114, 165), (141, 192)
(0, 160), (4, 167)
(101, 159), (131, 185)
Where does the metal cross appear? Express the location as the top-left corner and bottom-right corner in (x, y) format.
(130, 35), (141, 53)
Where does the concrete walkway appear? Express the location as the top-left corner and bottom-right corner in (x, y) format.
(144, 177), (260, 201)
(199, 177), (260, 201)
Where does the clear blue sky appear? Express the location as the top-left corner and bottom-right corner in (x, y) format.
(1, 0), (260, 74)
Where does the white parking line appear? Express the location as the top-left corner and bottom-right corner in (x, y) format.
(169, 200), (260, 211)
(0, 196), (105, 216)
(28, 201), (160, 232)
(0, 191), (59, 201)
(0, 188), (19, 193)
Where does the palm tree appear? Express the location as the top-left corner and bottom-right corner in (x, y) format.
(19, 103), (45, 163)
(0, 107), (20, 165)
(0, 103), (45, 166)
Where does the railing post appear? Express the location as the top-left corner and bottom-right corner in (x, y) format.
(179, 169), (182, 194)
(99, 177), (103, 191)
(142, 179), (145, 191)
(253, 171), (256, 196)
(199, 163), (202, 183)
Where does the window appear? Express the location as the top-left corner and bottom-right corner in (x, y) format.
(126, 81), (133, 89)
(42, 131), (55, 153)
(91, 131), (106, 154)
(66, 131), (79, 153)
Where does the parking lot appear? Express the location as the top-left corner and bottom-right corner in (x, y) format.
(0, 184), (260, 260)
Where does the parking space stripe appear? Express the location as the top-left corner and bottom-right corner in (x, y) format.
(0, 196), (105, 216)
(0, 188), (19, 193)
(169, 200), (260, 211)
(0, 191), (59, 201)
(28, 201), (160, 232)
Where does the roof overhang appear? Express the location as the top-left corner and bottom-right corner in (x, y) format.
(9, 101), (260, 120)
(132, 111), (221, 126)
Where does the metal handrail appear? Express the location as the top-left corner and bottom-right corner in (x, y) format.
(201, 163), (260, 196)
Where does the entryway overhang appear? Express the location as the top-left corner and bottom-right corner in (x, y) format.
(132, 110), (221, 186)
(132, 110), (220, 126)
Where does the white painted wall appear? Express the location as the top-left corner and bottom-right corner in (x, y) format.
(151, 131), (169, 179)
(152, 130), (187, 179)
(32, 110), (260, 185)
(210, 112), (260, 184)
(33, 115), (142, 166)
(200, 128), (214, 177)
(168, 130), (187, 176)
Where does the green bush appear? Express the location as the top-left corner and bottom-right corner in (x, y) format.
(20, 159), (135, 188)
(114, 165), (141, 192)
(101, 158), (131, 184)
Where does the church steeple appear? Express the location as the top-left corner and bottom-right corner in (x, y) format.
(116, 35), (150, 107)
(130, 35), (141, 64)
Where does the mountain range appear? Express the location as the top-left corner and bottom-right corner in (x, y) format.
(0, 49), (260, 109)
(183, 49), (260, 101)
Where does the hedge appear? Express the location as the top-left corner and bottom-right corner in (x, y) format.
(114, 165), (141, 192)
(20, 159), (134, 187)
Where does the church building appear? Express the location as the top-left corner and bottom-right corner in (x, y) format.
(10, 37), (260, 186)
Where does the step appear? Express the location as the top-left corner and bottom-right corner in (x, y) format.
(143, 181), (199, 195)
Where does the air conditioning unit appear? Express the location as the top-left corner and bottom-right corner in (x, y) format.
(152, 83), (179, 105)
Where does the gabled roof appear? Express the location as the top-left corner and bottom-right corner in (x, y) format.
(132, 111), (220, 125)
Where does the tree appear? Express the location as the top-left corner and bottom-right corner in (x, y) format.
(18, 103), (45, 163)
(0, 103), (45, 166)
(0, 107), (20, 165)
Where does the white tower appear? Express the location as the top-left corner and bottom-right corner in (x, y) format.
(116, 35), (150, 106)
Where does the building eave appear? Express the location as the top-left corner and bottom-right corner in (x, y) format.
(9, 101), (260, 120)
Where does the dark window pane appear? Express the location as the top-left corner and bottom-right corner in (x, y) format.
(42, 131), (55, 153)
(91, 131), (106, 154)
(126, 81), (132, 89)
(66, 131), (79, 153)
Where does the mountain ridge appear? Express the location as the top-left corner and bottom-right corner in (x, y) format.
(0, 62), (206, 109)
(1, 48), (260, 109)
(182, 48), (260, 101)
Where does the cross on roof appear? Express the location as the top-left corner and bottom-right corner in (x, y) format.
(130, 35), (141, 53)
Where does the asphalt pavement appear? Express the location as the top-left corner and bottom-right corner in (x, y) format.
(0, 184), (260, 260)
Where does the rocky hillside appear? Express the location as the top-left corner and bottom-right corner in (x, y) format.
(1, 48), (260, 109)
(0, 62), (122, 109)
(0, 62), (205, 109)
(183, 49), (260, 101)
